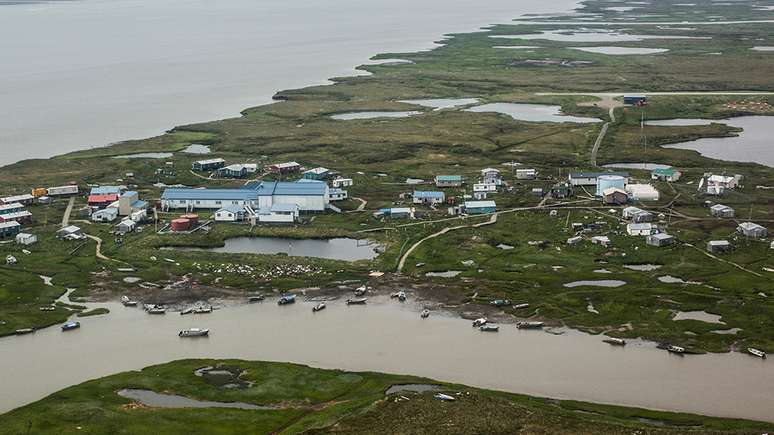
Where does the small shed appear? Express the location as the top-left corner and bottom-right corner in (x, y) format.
(464, 200), (496, 214)
(646, 233), (674, 247)
(214, 205), (245, 222)
(15, 232), (37, 245)
(707, 240), (732, 254)
(531, 188), (544, 197)
(92, 208), (119, 223)
(115, 219), (136, 234)
(737, 222), (768, 240)
(710, 204), (735, 218)
(413, 191), (446, 205)
(435, 175), (463, 188)
(0, 221), (20, 239)
(602, 187), (628, 205)
(56, 225), (83, 240)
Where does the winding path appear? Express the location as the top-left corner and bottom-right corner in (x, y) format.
(84, 234), (111, 261)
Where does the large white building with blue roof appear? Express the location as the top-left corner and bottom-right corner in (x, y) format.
(160, 181), (329, 212)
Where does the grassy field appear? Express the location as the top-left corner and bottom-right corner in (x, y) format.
(0, 0), (772, 352)
(0, 359), (770, 434)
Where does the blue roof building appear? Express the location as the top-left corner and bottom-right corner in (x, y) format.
(435, 175), (463, 187)
(90, 186), (122, 195)
(162, 181), (329, 212)
(413, 191), (446, 204)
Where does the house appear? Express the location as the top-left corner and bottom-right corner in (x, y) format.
(332, 178), (353, 188)
(0, 194), (34, 205)
(92, 208), (119, 223)
(435, 175), (463, 188)
(243, 163), (259, 173)
(268, 161), (301, 174)
(328, 188), (348, 201)
(191, 158), (226, 172)
(216, 164), (249, 179)
(707, 240), (732, 254)
(0, 221), (20, 239)
(623, 95), (647, 105)
(591, 235), (611, 247)
(647, 233), (675, 247)
(0, 203), (24, 216)
(0, 211), (33, 225)
(214, 205), (246, 222)
(376, 207), (413, 219)
(566, 236), (583, 245)
(531, 188), (544, 197)
(129, 209), (147, 223)
(651, 168), (681, 182)
(623, 207), (654, 223)
(706, 174), (742, 189)
(115, 219), (136, 234)
(473, 183), (497, 193)
(737, 222), (768, 239)
(569, 172), (629, 187)
(87, 194), (119, 209)
(56, 225), (84, 240)
(710, 204), (735, 218)
(481, 168), (502, 185)
(626, 184), (659, 201)
(464, 200), (496, 214)
(550, 183), (573, 199)
(413, 191), (446, 205)
(706, 184), (725, 196)
(15, 232), (37, 245)
(302, 167), (330, 181)
(473, 191), (487, 200)
(46, 185), (79, 196)
(602, 187), (628, 205)
(515, 168), (537, 180)
(626, 223), (659, 236)
(256, 204), (300, 223)
(161, 181), (329, 212)
(89, 186), (122, 196)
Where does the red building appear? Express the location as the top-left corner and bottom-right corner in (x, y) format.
(87, 194), (119, 209)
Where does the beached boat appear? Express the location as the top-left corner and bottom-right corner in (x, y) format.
(490, 299), (510, 307)
(248, 295), (265, 303)
(146, 305), (167, 314)
(15, 328), (34, 335)
(313, 302), (326, 312)
(480, 324), (499, 332)
(180, 307), (194, 315)
(61, 321), (80, 331)
(667, 345), (685, 354)
(194, 306), (213, 314)
(278, 295), (296, 305)
(516, 321), (543, 329)
(420, 309), (430, 319)
(748, 348), (767, 359)
(434, 393), (456, 402)
(603, 338), (627, 346)
(472, 318), (487, 327)
(354, 286), (367, 296)
(513, 303), (530, 310)
(397, 291), (407, 302)
(179, 328), (209, 337)
(120, 295), (138, 306)
(346, 297), (367, 305)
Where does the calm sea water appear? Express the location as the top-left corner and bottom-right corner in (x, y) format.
(0, 0), (577, 166)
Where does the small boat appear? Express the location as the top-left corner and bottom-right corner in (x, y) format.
(248, 295), (265, 303)
(490, 299), (510, 307)
(346, 297), (368, 305)
(147, 305), (167, 314)
(179, 328), (209, 337)
(480, 324), (499, 332)
(517, 321), (543, 329)
(513, 303), (530, 310)
(278, 295), (296, 305)
(434, 393), (456, 402)
(121, 296), (138, 307)
(603, 338), (627, 346)
(420, 309), (430, 319)
(313, 302), (326, 312)
(397, 291), (407, 302)
(15, 328), (35, 335)
(748, 348), (767, 359)
(667, 345), (685, 354)
(61, 321), (80, 331)
(180, 307), (194, 315)
(354, 286), (367, 296)
(472, 318), (487, 327)
(194, 306), (213, 314)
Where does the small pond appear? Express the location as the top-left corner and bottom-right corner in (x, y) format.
(603, 162), (672, 170)
(490, 30), (703, 43)
(563, 280), (627, 288)
(172, 237), (379, 261)
(711, 328), (742, 335)
(385, 384), (441, 395)
(112, 152), (173, 159)
(751, 46), (774, 51)
(117, 389), (267, 410)
(331, 111), (421, 120)
(182, 144), (211, 154)
(658, 275), (702, 285)
(645, 119), (718, 126)
(367, 58), (415, 65)
(466, 103), (601, 123)
(624, 264), (662, 271)
(662, 116), (774, 167)
(569, 47), (669, 55)
(425, 271), (462, 278)
(399, 98), (479, 110)
(604, 6), (640, 12)
(673, 311), (725, 324)
(492, 45), (539, 49)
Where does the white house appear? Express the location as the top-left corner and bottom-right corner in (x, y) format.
(481, 168), (502, 185)
(15, 233), (37, 245)
(214, 205), (246, 222)
(591, 235), (611, 247)
(473, 183), (497, 193)
(92, 208), (119, 223)
(328, 188), (348, 201)
(332, 178), (353, 188)
(515, 168), (537, 180)
(255, 204), (299, 223)
(626, 184), (659, 201)
(115, 219), (136, 234)
(627, 223), (659, 236)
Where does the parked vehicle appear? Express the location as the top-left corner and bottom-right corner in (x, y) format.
(15, 328), (34, 335)
(194, 306), (213, 314)
(121, 296), (138, 307)
(513, 303), (530, 310)
(354, 286), (367, 296)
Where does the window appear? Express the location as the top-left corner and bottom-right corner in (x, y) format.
(215, 201), (222, 205)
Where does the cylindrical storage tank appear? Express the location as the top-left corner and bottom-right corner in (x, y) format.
(596, 175), (625, 196)
(171, 218), (191, 232)
(180, 213), (199, 226)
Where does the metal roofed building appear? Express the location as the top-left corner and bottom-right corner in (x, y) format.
(569, 172), (629, 186)
(191, 158), (226, 172)
(412, 191), (446, 205)
(161, 181), (329, 212)
(435, 175), (463, 187)
(651, 168), (681, 182)
(90, 186), (122, 196)
(710, 204), (735, 218)
(464, 200), (496, 214)
(737, 222), (768, 239)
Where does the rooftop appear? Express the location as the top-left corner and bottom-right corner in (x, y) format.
(195, 158), (225, 165)
(465, 200), (496, 208)
(435, 175), (462, 181)
(413, 191), (445, 198)
(570, 172), (629, 178)
(162, 188), (258, 201)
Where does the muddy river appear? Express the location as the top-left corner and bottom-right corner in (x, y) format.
(1, 295), (773, 422)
